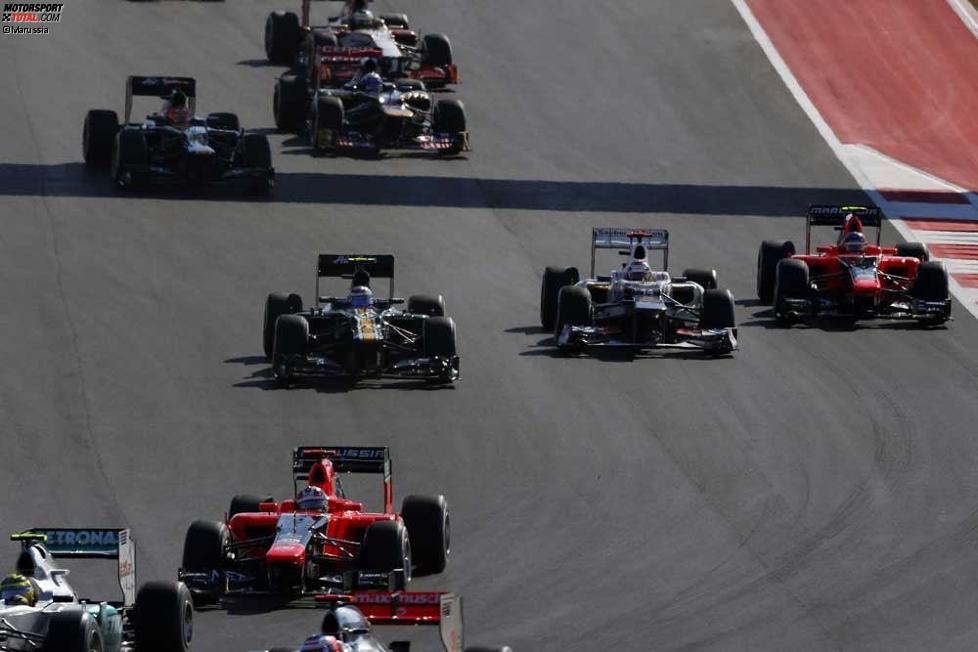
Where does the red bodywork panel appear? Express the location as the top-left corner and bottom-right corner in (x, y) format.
(316, 45), (459, 86)
(793, 246), (921, 301)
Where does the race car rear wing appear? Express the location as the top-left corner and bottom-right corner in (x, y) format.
(317, 254), (396, 302)
(806, 204), (883, 253)
(11, 528), (136, 606)
(124, 75), (196, 124)
(590, 227), (670, 277)
(315, 591), (464, 652)
(293, 446), (393, 513)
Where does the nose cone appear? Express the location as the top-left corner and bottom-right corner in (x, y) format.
(851, 276), (881, 294)
(266, 542), (305, 566)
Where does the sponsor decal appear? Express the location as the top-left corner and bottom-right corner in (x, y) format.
(41, 529), (118, 552)
(2, 2), (62, 35)
(354, 591), (440, 605)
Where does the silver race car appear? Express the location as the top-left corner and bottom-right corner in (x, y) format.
(540, 228), (738, 354)
(250, 591), (510, 652)
(0, 528), (193, 651)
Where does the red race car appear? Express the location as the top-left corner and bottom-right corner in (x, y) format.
(179, 446), (449, 607)
(757, 205), (951, 325)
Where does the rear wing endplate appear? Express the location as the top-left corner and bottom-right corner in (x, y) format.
(806, 204), (883, 252)
(590, 227), (669, 277)
(316, 254), (395, 303)
(11, 528), (136, 606)
(124, 75), (196, 124)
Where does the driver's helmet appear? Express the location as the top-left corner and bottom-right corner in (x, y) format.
(841, 230), (867, 254)
(297, 485), (328, 511)
(624, 260), (652, 282)
(301, 634), (340, 652)
(166, 89), (191, 128)
(1, 574), (37, 607)
(349, 285), (374, 308)
(349, 10), (376, 29)
(359, 72), (384, 97)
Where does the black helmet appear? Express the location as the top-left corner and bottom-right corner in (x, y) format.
(170, 89), (187, 108)
(321, 610), (340, 636)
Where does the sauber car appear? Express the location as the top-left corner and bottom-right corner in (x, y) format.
(179, 446), (450, 606)
(0, 528), (193, 651)
(250, 591), (510, 652)
(757, 205), (951, 324)
(265, 0), (458, 90)
(83, 76), (274, 192)
(540, 228), (738, 354)
(263, 254), (460, 384)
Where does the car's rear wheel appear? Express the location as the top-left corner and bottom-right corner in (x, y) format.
(265, 11), (301, 64)
(896, 242), (930, 261)
(228, 494), (274, 519)
(421, 33), (453, 66)
(407, 294), (446, 317)
(683, 268), (718, 290)
(540, 266), (580, 330)
(401, 494), (450, 575)
(133, 581), (193, 652)
(205, 112), (240, 132)
(83, 109), (119, 167)
(757, 240), (796, 303)
(381, 13), (410, 29)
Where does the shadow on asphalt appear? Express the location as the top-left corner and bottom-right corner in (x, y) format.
(0, 162), (869, 215)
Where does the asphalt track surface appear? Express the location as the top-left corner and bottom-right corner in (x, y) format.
(3, 1), (978, 650)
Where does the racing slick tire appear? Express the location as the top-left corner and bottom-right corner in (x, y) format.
(540, 266), (580, 330)
(896, 242), (930, 262)
(265, 11), (301, 65)
(272, 314), (309, 380)
(274, 74), (308, 133)
(205, 112), (240, 132)
(421, 33), (453, 66)
(683, 268), (718, 290)
(407, 294), (446, 317)
(312, 97), (344, 153)
(133, 581), (193, 652)
(83, 109), (119, 167)
(263, 293), (302, 360)
(423, 316), (459, 383)
(774, 258), (809, 323)
(554, 285), (592, 341)
(401, 494), (450, 575)
(229, 494), (274, 519)
(181, 520), (228, 607)
(700, 288), (736, 329)
(381, 13), (410, 29)
(433, 99), (467, 156)
(757, 240), (796, 304)
(43, 609), (103, 652)
(913, 261), (951, 324)
(242, 133), (273, 193)
(112, 129), (149, 190)
(360, 520), (412, 589)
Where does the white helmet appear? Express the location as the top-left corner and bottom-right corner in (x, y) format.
(297, 485), (327, 511)
(624, 260), (652, 281)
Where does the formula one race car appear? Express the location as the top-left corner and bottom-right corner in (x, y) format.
(265, 0), (458, 89)
(0, 528), (193, 651)
(757, 205), (951, 325)
(179, 446), (450, 606)
(263, 254), (460, 384)
(540, 228), (738, 354)
(83, 76), (274, 192)
(250, 591), (510, 652)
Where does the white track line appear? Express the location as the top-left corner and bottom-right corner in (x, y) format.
(731, 0), (978, 321)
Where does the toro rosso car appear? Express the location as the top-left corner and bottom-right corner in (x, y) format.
(83, 76), (274, 192)
(265, 0), (458, 89)
(179, 446), (450, 606)
(250, 592), (510, 652)
(0, 528), (192, 651)
(263, 254), (460, 384)
(757, 205), (951, 325)
(541, 228), (738, 354)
